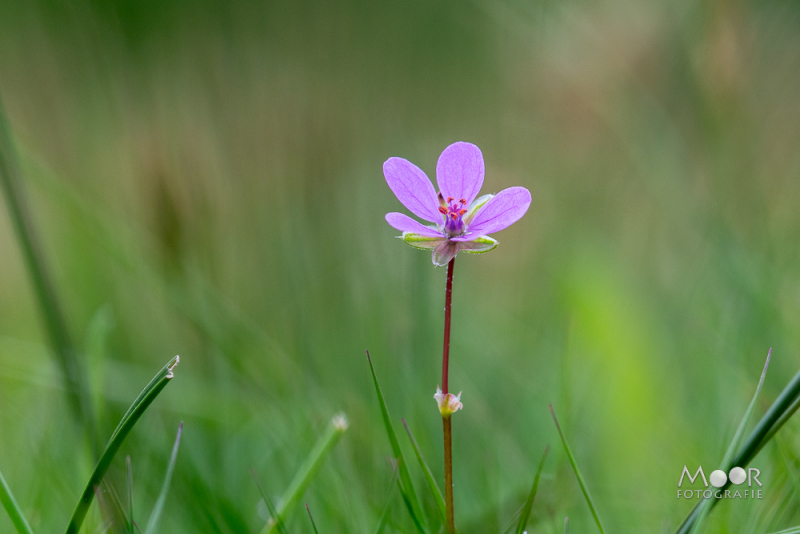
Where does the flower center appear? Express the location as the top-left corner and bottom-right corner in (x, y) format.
(438, 194), (467, 237)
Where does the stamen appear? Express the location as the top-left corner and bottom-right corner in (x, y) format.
(438, 206), (448, 214)
(459, 198), (467, 205)
(459, 209), (467, 215)
(447, 196), (454, 203)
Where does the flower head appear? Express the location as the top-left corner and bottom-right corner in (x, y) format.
(434, 386), (463, 417)
(384, 142), (531, 266)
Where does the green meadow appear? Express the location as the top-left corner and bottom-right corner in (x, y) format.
(2, 0), (800, 532)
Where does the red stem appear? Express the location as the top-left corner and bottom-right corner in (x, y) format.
(441, 256), (456, 534)
(442, 257), (455, 393)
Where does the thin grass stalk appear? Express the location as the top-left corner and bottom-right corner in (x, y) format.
(0, 468), (34, 534)
(250, 470), (289, 534)
(366, 351), (426, 529)
(65, 356), (179, 534)
(144, 422), (183, 534)
(126, 457), (134, 534)
(262, 414), (348, 534)
(0, 98), (97, 454)
(402, 418), (446, 524)
(305, 504), (320, 534)
(549, 405), (605, 534)
(514, 445), (549, 534)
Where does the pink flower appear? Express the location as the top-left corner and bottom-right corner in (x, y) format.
(384, 142), (531, 266)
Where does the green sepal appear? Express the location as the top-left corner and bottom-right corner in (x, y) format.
(402, 232), (446, 250)
(461, 236), (498, 254)
(463, 194), (493, 224)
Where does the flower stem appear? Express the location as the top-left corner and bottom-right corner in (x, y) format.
(442, 258), (455, 394)
(441, 257), (455, 533)
(442, 415), (454, 533)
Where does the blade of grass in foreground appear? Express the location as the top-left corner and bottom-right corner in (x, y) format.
(514, 445), (550, 534)
(372, 475), (397, 534)
(0, 468), (34, 534)
(768, 528), (800, 534)
(549, 405), (605, 534)
(0, 93), (97, 453)
(261, 414), (348, 534)
(305, 504), (320, 534)
(366, 351), (426, 531)
(677, 353), (800, 534)
(65, 356), (180, 534)
(144, 422), (183, 534)
(691, 349), (771, 534)
(402, 419), (446, 525)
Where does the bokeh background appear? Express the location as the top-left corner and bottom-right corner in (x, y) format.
(2, 0), (800, 532)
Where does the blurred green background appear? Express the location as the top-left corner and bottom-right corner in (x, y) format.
(2, 0), (800, 532)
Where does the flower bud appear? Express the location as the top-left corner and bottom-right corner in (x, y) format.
(434, 386), (463, 417)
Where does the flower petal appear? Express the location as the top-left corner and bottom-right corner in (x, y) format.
(460, 186), (531, 236)
(402, 233), (448, 250)
(384, 157), (442, 223)
(435, 142), (484, 206)
(385, 213), (442, 237)
(462, 194), (493, 225)
(432, 239), (459, 267)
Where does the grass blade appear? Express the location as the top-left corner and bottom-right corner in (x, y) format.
(366, 351), (426, 531)
(144, 422), (183, 534)
(768, 528), (800, 534)
(514, 445), (550, 534)
(396, 477), (426, 534)
(690, 349), (772, 533)
(402, 419), (446, 524)
(126, 456), (134, 534)
(64, 356), (180, 534)
(549, 404), (605, 534)
(0, 96), (97, 453)
(0, 468), (34, 534)
(305, 504), (320, 534)
(677, 353), (800, 534)
(250, 469), (289, 534)
(261, 414), (349, 534)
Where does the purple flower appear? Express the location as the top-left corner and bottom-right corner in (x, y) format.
(384, 142), (531, 266)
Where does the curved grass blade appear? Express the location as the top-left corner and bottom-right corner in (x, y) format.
(0, 468), (34, 534)
(677, 354), (800, 534)
(549, 405), (605, 534)
(396, 477), (426, 534)
(514, 445), (550, 534)
(144, 422), (183, 534)
(305, 504), (320, 534)
(0, 92), (97, 453)
(768, 528), (800, 534)
(366, 351), (425, 531)
(261, 414), (348, 534)
(402, 419), (446, 524)
(64, 356), (180, 534)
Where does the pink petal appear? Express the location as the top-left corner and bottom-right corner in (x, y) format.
(435, 142), (484, 206)
(384, 157), (442, 223)
(456, 186), (531, 237)
(432, 240), (459, 266)
(385, 213), (443, 238)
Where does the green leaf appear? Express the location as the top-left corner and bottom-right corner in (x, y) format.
(549, 405), (605, 534)
(514, 446), (549, 534)
(0, 468), (35, 534)
(366, 351), (426, 531)
(144, 422), (183, 534)
(261, 414), (348, 534)
(250, 470), (289, 534)
(64, 355), (180, 534)
(402, 419), (446, 525)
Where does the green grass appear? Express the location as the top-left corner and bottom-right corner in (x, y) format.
(2, 0), (800, 532)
